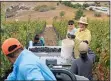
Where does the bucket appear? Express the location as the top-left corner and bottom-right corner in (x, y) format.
(61, 38), (74, 59)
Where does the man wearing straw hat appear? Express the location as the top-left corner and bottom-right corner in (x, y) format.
(74, 16), (91, 58)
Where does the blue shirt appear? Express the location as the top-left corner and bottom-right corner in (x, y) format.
(40, 37), (45, 46)
(33, 40), (43, 46)
(67, 28), (77, 35)
(7, 49), (56, 80)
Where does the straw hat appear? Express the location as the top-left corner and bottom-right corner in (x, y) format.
(78, 16), (88, 25)
(78, 42), (88, 53)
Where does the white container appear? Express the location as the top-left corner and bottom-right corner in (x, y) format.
(29, 41), (33, 48)
(61, 38), (74, 59)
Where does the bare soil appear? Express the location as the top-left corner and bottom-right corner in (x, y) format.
(43, 25), (58, 46)
(5, 2), (109, 24)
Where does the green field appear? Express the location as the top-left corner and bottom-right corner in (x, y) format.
(1, 2), (110, 81)
(1, 20), (46, 77)
(53, 19), (110, 80)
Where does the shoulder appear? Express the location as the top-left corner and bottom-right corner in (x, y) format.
(73, 28), (78, 32)
(75, 28), (79, 31)
(85, 29), (91, 33)
(88, 54), (96, 63)
(75, 28), (80, 34)
(19, 51), (40, 65)
(19, 64), (38, 73)
(72, 59), (79, 64)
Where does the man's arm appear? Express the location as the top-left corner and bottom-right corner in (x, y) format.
(88, 48), (96, 63)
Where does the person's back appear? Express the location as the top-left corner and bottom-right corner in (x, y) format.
(74, 57), (93, 80)
(9, 49), (56, 80)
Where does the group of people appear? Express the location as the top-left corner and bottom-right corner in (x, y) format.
(66, 16), (95, 81)
(1, 16), (95, 81)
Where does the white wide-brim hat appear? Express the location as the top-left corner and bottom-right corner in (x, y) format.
(78, 16), (88, 25)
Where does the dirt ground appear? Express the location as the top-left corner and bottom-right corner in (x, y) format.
(43, 25), (58, 46)
(5, 2), (109, 24)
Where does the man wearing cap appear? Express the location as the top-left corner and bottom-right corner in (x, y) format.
(1, 38), (56, 80)
(71, 41), (94, 81)
(74, 16), (91, 58)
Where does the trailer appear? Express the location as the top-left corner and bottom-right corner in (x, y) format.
(28, 46), (76, 81)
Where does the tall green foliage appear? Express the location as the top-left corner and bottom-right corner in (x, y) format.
(53, 19), (110, 80)
(1, 2), (6, 23)
(53, 20), (67, 40)
(75, 9), (84, 20)
(60, 11), (65, 18)
(1, 20), (46, 77)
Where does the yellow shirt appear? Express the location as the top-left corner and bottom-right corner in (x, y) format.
(74, 28), (91, 58)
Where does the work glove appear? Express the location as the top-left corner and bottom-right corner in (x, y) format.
(67, 33), (76, 39)
(83, 40), (89, 44)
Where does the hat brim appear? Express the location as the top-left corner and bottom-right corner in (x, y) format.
(79, 51), (88, 54)
(78, 21), (88, 25)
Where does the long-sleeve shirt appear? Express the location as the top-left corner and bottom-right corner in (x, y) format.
(70, 56), (93, 80)
(75, 28), (91, 44)
(74, 28), (91, 58)
(7, 49), (56, 80)
(88, 48), (96, 63)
